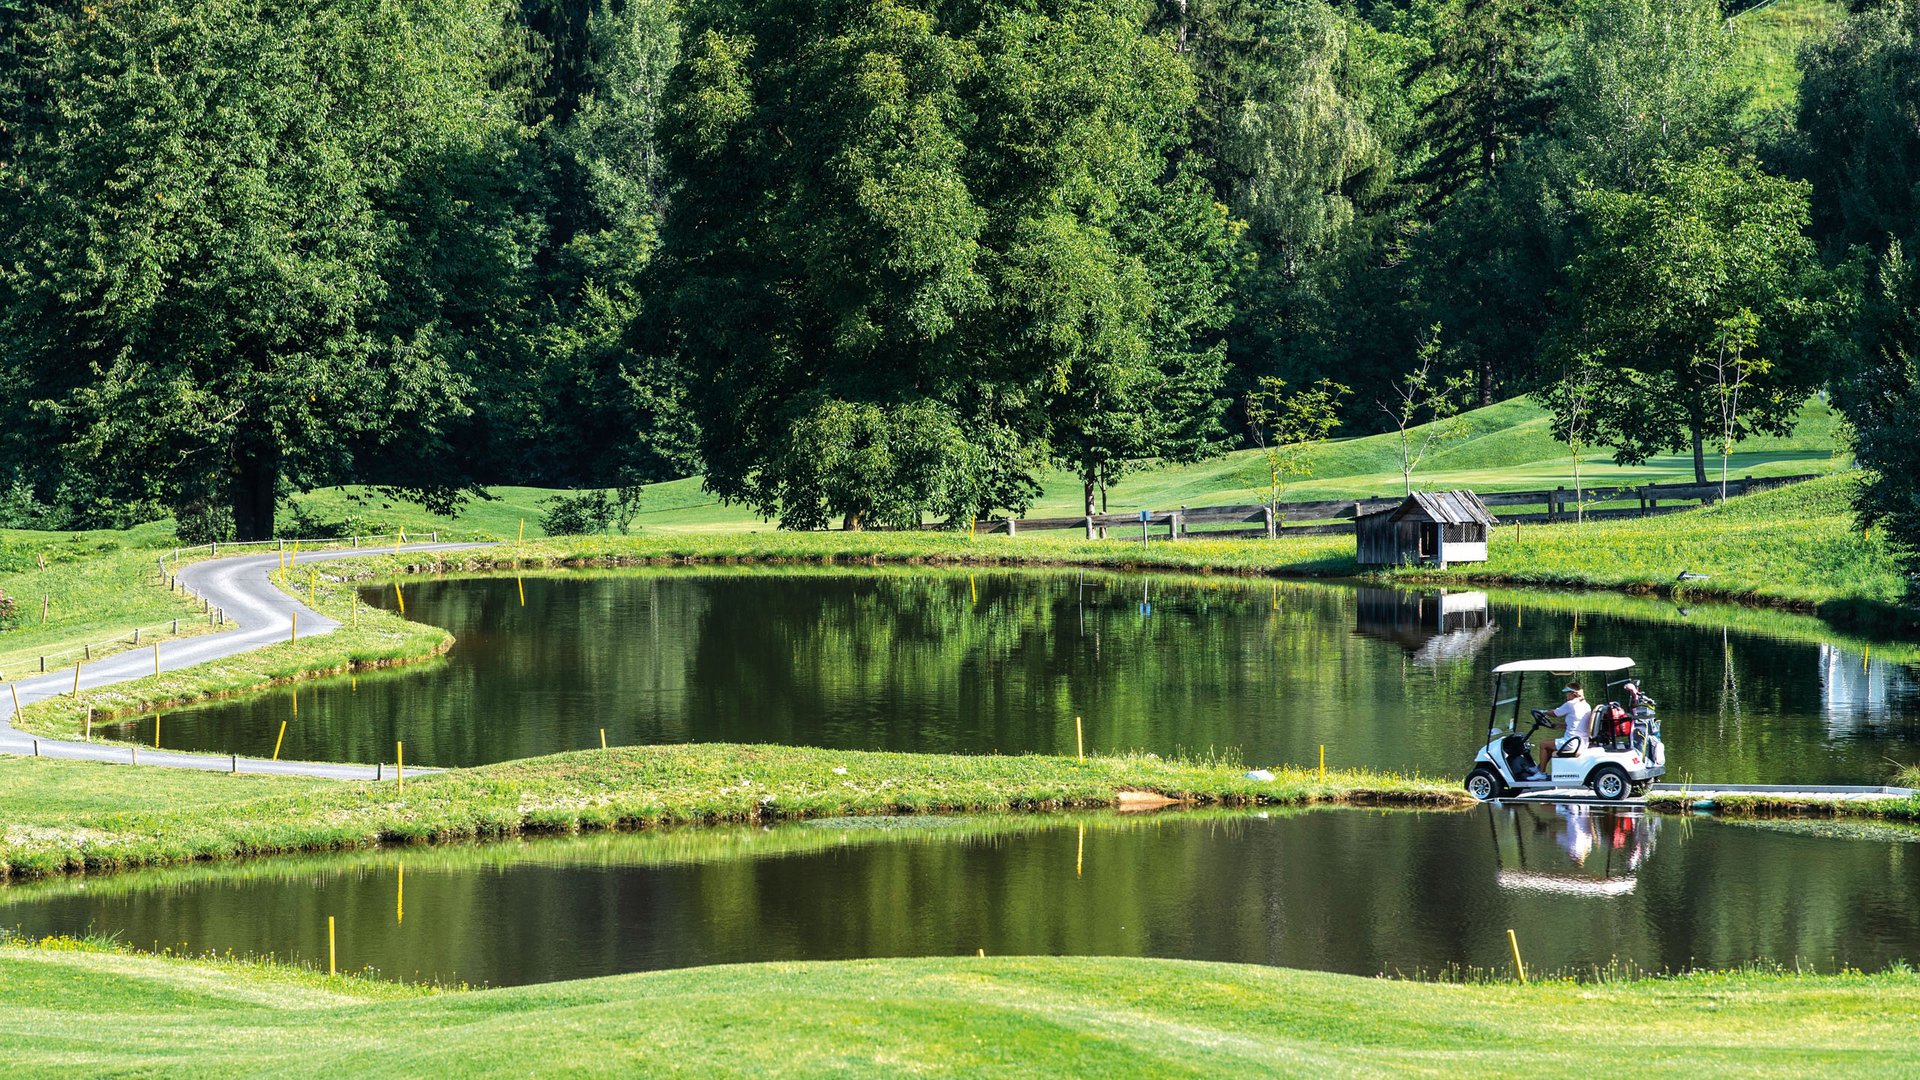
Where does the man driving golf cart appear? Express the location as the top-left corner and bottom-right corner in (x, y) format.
(1464, 657), (1666, 802)
(1535, 681), (1592, 774)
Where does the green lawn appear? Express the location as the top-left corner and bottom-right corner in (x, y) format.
(1730, 0), (1845, 115)
(0, 747), (1459, 881)
(0, 522), (214, 676)
(280, 396), (1848, 537)
(0, 944), (1913, 1077)
(1404, 472), (1909, 609)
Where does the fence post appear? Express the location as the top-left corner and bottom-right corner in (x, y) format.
(1169, 508), (1183, 542)
(1005, 518), (1017, 537)
(1084, 515), (1095, 540)
(1264, 505), (1276, 540)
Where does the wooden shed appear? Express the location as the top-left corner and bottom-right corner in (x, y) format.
(1355, 490), (1497, 569)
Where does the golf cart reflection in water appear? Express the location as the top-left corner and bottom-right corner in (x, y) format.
(1488, 802), (1660, 897)
(1465, 656), (1666, 801)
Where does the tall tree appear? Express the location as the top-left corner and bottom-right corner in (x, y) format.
(518, 0), (698, 488)
(1403, 0), (1561, 205)
(0, 0), (533, 539)
(1554, 0), (1745, 193)
(1796, 3), (1920, 562)
(1835, 243), (1920, 563)
(659, 0), (1236, 528)
(1795, 1), (1920, 253)
(1556, 152), (1830, 483)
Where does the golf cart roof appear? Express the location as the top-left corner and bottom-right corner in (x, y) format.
(1496, 870), (1639, 897)
(1491, 656), (1635, 674)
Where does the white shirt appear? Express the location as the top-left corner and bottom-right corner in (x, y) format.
(1553, 698), (1593, 740)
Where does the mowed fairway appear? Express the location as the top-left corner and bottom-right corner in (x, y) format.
(0, 946), (1913, 1078)
(283, 397), (1848, 537)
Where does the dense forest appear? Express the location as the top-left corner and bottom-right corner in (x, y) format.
(0, 0), (1915, 551)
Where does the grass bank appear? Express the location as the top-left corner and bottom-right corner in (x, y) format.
(314, 471), (1911, 619)
(0, 943), (1913, 1077)
(0, 746), (1462, 881)
(11, 568), (451, 740)
(1647, 789), (1920, 822)
(1403, 473), (1911, 613)
(0, 522), (216, 676)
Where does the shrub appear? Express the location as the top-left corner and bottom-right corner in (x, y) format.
(173, 498), (235, 545)
(540, 488), (642, 536)
(285, 500), (393, 541)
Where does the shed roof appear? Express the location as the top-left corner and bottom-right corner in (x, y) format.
(1390, 490), (1497, 526)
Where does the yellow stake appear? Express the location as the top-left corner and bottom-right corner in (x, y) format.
(396, 741), (404, 791)
(328, 916), (337, 977)
(1076, 823), (1084, 878)
(85, 708), (91, 742)
(153, 642), (160, 677)
(395, 583), (405, 616)
(397, 864), (405, 925)
(1507, 928), (1527, 984)
(395, 526), (405, 556)
(1319, 745), (1325, 779)
(8, 682), (19, 719)
(72, 662), (80, 694)
(154, 712), (160, 748)
(1075, 716), (1084, 762)
(518, 517), (525, 543)
(290, 611), (298, 643)
(970, 574), (977, 605)
(273, 720), (287, 760)
(600, 727), (608, 751)
(517, 576), (525, 607)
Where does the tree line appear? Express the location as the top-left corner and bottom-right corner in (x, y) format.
(0, 0), (1915, 558)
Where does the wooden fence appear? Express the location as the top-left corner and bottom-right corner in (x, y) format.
(975, 474), (1819, 541)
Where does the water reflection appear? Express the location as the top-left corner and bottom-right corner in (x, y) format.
(1352, 587), (1496, 666)
(108, 570), (1920, 781)
(1489, 803), (1657, 897)
(4, 807), (1915, 987)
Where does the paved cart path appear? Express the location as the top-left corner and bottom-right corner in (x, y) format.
(0, 543), (491, 779)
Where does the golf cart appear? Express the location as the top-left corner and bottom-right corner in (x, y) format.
(1464, 656), (1665, 802)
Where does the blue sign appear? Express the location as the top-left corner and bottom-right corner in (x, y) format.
(1138, 509), (1152, 522)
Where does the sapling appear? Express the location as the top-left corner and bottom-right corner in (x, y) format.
(1244, 377), (1349, 526)
(1380, 326), (1473, 496)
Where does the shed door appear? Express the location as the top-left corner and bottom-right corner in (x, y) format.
(1419, 522), (1439, 558)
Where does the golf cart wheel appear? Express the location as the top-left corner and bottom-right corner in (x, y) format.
(1589, 765), (1631, 801)
(1465, 766), (1505, 801)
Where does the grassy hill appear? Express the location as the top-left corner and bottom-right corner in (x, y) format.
(286, 396), (1848, 537)
(1729, 0), (1845, 114)
(0, 944), (1914, 1078)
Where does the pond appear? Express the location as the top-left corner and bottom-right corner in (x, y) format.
(6, 806), (1916, 987)
(112, 570), (1920, 783)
